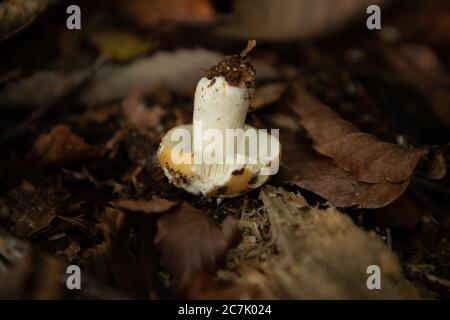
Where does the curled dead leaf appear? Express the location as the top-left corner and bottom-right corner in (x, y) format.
(291, 84), (428, 184)
(277, 130), (410, 209)
(154, 204), (241, 290)
(30, 125), (97, 165)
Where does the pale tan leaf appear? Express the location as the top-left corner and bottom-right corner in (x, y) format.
(219, 0), (386, 41)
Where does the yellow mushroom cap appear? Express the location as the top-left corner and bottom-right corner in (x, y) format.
(158, 124), (281, 198)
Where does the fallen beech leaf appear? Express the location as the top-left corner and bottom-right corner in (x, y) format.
(127, 0), (215, 27)
(291, 84), (428, 183)
(30, 125), (97, 165)
(154, 204), (241, 290)
(80, 48), (222, 105)
(277, 130), (409, 209)
(122, 92), (166, 130)
(90, 31), (151, 62)
(238, 186), (419, 299)
(112, 197), (178, 214)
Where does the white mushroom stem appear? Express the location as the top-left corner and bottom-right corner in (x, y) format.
(193, 76), (253, 176)
(194, 76), (250, 137)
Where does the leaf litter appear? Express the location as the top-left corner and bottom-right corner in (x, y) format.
(0, 0), (449, 300)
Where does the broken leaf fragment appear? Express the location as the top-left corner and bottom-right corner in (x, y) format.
(112, 197), (178, 214)
(122, 92), (167, 131)
(30, 124), (97, 165)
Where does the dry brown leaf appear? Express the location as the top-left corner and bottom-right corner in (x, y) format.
(112, 197), (178, 214)
(277, 130), (410, 209)
(30, 125), (97, 165)
(0, 69), (93, 108)
(235, 186), (419, 299)
(127, 0), (215, 27)
(154, 203), (241, 290)
(122, 92), (166, 130)
(291, 84), (428, 184)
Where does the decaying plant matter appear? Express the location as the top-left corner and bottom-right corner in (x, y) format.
(224, 186), (419, 299)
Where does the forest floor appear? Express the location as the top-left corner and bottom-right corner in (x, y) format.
(0, 0), (449, 299)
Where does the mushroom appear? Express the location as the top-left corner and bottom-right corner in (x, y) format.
(158, 41), (281, 197)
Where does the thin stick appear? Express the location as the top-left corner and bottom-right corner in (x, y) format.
(240, 40), (257, 58)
